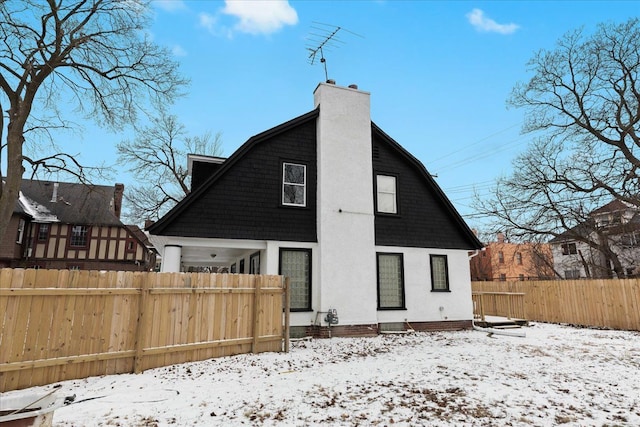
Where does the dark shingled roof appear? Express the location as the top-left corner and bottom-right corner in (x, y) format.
(19, 179), (122, 225)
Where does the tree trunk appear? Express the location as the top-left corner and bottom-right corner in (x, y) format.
(0, 119), (26, 242)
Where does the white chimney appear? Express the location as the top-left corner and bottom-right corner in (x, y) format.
(51, 182), (59, 203)
(313, 82), (377, 325)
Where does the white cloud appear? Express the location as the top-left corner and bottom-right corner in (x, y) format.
(222, 0), (298, 35)
(171, 44), (187, 57)
(154, 0), (187, 12)
(199, 12), (217, 33)
(466, 9), (519, 35)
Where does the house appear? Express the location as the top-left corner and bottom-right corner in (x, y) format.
(147, 82), (483, 337)
(470, 232), (555, 281)
(0, 179), (156, 271)
(550, 200), (640, 279)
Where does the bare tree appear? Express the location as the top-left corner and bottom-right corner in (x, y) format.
(117, 111), (223, 224)
(0, 0), (187, 240)
(475, 18), (640, 278)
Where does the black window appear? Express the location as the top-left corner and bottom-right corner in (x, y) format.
(37, 224), (49, 242)
(280, 248), (311, 311)
(70, 225), (88, 247)
(249, 252), (260, 274)
(377, 253), (405, 309)
(561, 243), (577, 255)
(430, 254), (450, 291)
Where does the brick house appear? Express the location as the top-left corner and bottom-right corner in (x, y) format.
(470, 233), (556, 281)
(0, 180), (155, 271)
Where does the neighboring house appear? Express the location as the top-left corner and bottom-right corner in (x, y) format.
(550, 200), (640, 279)
(470, 233), (555, 281)
(0, 180), (155, 271)
(147, 82), (483, 337)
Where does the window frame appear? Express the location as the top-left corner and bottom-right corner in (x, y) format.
(69, 225), (89, 248)
(430, 254), (450, 292)
(376, 252), (406, 310)
(37, 223), (49, 242)
(249, 251), (260, 274)
(279, 248), (312, 312)
(282, 162), (307, 207)
(561, 242), (577, 255)
(375, 173), (399, 215)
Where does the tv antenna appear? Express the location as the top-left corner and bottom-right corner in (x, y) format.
(306, 22), (363, 82)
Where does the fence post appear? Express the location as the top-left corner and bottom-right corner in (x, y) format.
(133, 273), (151, 374)
(283, 277), (290, 353)
(251, 275), (262, 353)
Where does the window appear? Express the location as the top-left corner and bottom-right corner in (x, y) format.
(377, 253), (405, 309)
(561, 243), (577, 255)
(621, 232), (640, 247)
(239, 259), (245, 274)
(516, 252), (522, 265)
(499, 273), (506, 281)
(282, 162), (306, 207)
(280, 248), (311, 311)
(37, 224), (49, 242)
(519, 274), (524, 281)
(230, 263), (237, 273)
(498, 251), (504, 264)
(70, 225), (88, 247)
(564, 269), (580, 279)
(249, 252), (260, 274)
(16, 219), (25, 244)
(376, 175), (397, 214)
(125, 239), (136, 253)
(430, 254), (450, 291)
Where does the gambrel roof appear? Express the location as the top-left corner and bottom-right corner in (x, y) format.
(148, 109), (482, 250)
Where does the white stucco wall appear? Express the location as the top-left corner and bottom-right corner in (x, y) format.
(314, 83), (379, 326)
(375, 246), (474, 324)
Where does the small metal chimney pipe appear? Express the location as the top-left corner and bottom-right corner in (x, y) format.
(51, 182), (59, 203)
(326, 79), (336, 84)
(348, 84), (358, 89)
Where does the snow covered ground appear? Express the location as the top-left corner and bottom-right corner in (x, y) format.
(8, 322), (640, 426)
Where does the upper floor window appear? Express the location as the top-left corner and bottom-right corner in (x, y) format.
(516, 252), (522, 265)
(376, 174), (397, 214)
(561, 243), (577, 255)
(70, 225), (89, 247)
(564, 269), (580, 279)
(125, 238), (136, 253)
(282, 162), (306, 207)
(37, 224), (49, 242)
(498, 251), (504, 264)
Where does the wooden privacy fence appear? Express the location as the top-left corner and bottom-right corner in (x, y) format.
(0, 268), (290, 392)
(472, 292), (526, 322)
(472, 279), (640, 331)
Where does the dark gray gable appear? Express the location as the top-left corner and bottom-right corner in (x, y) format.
(148, 109), (319, 242)
(372, 123), (483, 250)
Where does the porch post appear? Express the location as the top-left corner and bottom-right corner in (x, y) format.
(162, 245), (182, 272)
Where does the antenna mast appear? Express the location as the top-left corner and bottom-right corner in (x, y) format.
(306, 22), (363, 82)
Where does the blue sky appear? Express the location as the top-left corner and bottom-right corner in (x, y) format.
(69, 0), (639, 228)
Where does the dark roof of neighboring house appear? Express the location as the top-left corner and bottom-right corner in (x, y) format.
(126, 224), (157, 253)
(590, 199), (632, 216)
(19, 179), (122, 225)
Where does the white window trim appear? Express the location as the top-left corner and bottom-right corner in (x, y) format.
(282, 162), (306, 207)
(376, 174), (397, 214)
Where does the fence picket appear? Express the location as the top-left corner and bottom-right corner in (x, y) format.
(472, 279), (640, 331)
(0, 269), (287, 392)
